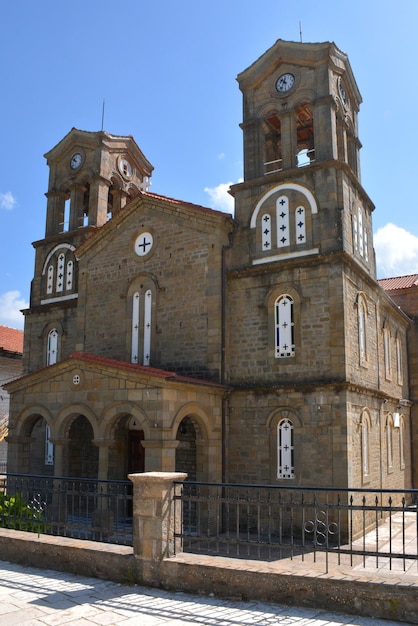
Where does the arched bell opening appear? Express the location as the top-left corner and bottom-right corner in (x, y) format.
(296, 103), (314, 166)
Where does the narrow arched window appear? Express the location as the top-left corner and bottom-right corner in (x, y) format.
(396, 335), (403, 385)
(296, 103), (314, 166)
(387, 415), (393, 471)
(47, 265), (54, 294)
(131, 292), (140, 363)
(143, 289), (152, 366)
(47, 329), (58, 366)
(131, 289), (153, 366)
(295, 206), (306, 245)
(45, 424), (54, 466)
(361, 415), (370, 478)
(383, 324), (391, 380)
(358, 298), (367, 364)
(276, 196), (289, 248)
(261, 213), (272, 250)
(400, 416), (405, 469)
(56, 253), (65, 292)
(358, 207), (364, 257)
(277, 418), (294, 479)
(275, 295), (295, 357)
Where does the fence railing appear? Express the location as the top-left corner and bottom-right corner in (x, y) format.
(0, 473), (132, 545)
(174, 482), (418, 573)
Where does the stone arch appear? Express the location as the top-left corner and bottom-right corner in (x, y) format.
(172, 402), (216, 483)
(170, 402), (211, 439)
(100, 402), (152, 441)
(11, 404), (54, 438)
(250, 182), (318, 229)
(8, 405), (55, 475)
(55, 403), (99, 441)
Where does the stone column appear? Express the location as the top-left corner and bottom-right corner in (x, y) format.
(128, 471), (187, 585)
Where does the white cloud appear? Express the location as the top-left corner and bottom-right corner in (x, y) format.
(204, 180), (243, 215)
(374, 223), (418, 278)
(0, 291), (28, 329)
(0, 191), (17, 210)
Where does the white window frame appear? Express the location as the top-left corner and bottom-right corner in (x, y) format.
(277, 418), (294, 479)
(387, 416), (393, 472)
(261, 213), (272, 251)
(276, 196), (289, 248)
(361, 413), (370, 479)
(383, 325), (391, 380)
(275, 295), (295, 358)
(47, 328), (59, 366)
(358, 299), (367, 364)
(396, 335), (403, 385)
(45, 424), (54, 466)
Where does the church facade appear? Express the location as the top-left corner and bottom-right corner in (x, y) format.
(6, 40), (414, 493)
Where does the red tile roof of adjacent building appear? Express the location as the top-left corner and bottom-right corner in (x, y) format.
(378, 274), (418, 291)
(0, 325), (23, 354)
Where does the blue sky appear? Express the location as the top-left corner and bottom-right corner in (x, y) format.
(1, 0), (418, 329)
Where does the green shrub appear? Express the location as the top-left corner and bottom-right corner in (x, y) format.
(0, 491), (46, 533)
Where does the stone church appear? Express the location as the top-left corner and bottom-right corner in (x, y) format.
(6, 39), (415, 493)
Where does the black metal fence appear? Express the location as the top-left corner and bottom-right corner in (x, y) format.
(174, 482), (418, 573)
(0, 473), (132, 545)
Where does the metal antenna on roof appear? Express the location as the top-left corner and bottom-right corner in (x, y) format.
(101, 99), (105, 131)
(299, 21), (303, 42)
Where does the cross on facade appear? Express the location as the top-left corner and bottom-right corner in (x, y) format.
(137, 236), (152, 254)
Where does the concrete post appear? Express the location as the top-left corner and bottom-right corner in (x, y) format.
(128, 471), (187, 585)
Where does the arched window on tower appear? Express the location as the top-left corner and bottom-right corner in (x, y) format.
(275, 294), (295, 358)
(82, 183), (90, 227)
(263, 113), (282, 174)
(296, 103), (314, 167)
(357, 294), (368, 366)
(386, 414), (394, 472)
(47, 329), (59, 366)
(360, 410), (371, 481)
(277, 418), (294, 479)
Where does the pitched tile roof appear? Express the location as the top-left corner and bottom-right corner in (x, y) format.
(378, 274), (418, 291)
(0, 325), (23, 354)
(69, 352), (228, 389)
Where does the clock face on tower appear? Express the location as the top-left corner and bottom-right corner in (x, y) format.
(338, 77), (349, 108)
(70, 152), (83, 169)
(276, 73), (295, 93)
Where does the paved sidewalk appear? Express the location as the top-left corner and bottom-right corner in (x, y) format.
(0, 560), (407, 626)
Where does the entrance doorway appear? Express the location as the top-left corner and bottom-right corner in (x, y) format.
(128, 430), (145, 474)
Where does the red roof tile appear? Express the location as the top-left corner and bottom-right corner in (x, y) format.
(378, 274), (418, 291)
(69, 352), (228, 389)
(0, 326), (23, 354)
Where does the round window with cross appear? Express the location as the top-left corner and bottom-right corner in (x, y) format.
(134, 232), (153, 257)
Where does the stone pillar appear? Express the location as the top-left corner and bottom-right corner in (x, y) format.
(280, 111), (296, 169)
(94, 439), (112, 481)
(69, 183), (86, 230)
(128, 471), (187, 585)
(141, 439), (179, 472)
(51, 440), (65, 476)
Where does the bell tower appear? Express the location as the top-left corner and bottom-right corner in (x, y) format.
(24, 129), (154, 374)
(43, 128), (153, 238)
(231, 39), (374, 277)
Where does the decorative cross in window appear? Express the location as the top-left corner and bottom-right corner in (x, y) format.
(137, 236), (152, 254)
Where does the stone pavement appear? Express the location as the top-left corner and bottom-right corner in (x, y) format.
(0, 560), (407, 626)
